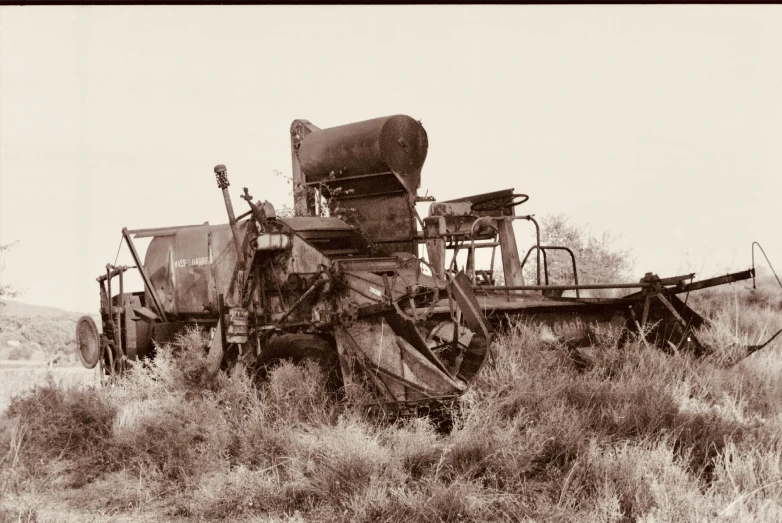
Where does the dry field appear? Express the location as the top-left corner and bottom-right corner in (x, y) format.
(0, 362), (96, 414)
(1, 283), (781, 523)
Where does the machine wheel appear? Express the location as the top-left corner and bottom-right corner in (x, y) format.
(256, 333), (342, 391)
(75, 316), (101, 369)
(97, 338), (114, 386)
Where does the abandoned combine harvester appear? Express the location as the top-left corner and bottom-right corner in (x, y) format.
(75, 114), (765, 415)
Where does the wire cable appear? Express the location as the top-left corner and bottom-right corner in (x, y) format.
(751, 241), (782, 291)
(113, 235), (123, 266)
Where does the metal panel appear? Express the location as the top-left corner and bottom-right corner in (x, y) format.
(278, 217), (355, 231)
(343, 315), (463, 402)
(144, 223), (246, 315)
(340, 194), (418, 256)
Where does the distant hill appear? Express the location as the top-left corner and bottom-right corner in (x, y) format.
(0, 299), (90, 320)
(0, 300), (99, 364)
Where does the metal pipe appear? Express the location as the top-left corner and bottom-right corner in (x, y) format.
(498, 215), (540, 284)
(274, 277), (324, 325)
(489, 244), (497, 280)
(467, 216), (498, 283)
(675, 269), (755, 293)
(752, 242), (782, 291)
(477, 283), (652, 291)
(127, 224), (205, 238)
(117, 268), (125, 358)
(106, 266), (112, 320)
(523, 216), (542, 285)
(235, 209), (254, 221)
(520, 245), (581, 298)
(555, 246), (579, 298)
(519, 247), (536, 273)
(214, 164), (244, 260)
(469, 216), (497, 238)
(447, 241), (500, 249)
(542, 249), (549, 285)
(480, 273), (736, 293)
(97, 265), (135, 283)
(105, 265), (123, 364)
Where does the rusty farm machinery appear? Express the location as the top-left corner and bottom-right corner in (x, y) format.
(75, 114), (778, 416)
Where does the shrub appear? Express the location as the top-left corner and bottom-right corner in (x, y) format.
(7, 345), (31, 361)
(5, 379), (116, 484)
(2, 308), (782, 521)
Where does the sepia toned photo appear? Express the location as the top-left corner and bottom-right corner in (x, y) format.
(1, 5), (781, 521)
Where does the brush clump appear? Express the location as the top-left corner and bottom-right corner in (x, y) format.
(2, 288), (782, 522)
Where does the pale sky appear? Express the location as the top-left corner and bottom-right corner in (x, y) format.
(1, 5), (781, 314)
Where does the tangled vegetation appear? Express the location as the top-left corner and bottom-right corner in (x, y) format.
(1, 280), (781, 522)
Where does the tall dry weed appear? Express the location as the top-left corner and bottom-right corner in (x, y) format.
(2, 289), (782, 521)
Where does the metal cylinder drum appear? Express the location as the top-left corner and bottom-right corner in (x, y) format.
(297, 115), (428, 194)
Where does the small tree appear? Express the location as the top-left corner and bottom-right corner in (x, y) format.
(274, 170), (297, 218)
(521, 214), (634, 294)
(1, 241), (21, 301)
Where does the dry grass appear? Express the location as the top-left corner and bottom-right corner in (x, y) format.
(1, 286), (781, 522)
(0, 361), (95, 413)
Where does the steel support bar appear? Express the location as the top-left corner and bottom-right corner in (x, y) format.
(656, 294), (687, 328)
(222, 191), (243, 258)
(116, 267), (126, 358)
(273, 277), (326, 326)
(235, 209), (254, 222)
(127, 224), (206, 238)
(655, 273), (696, 286)
(122, 227), (168, 323)
(674, 269), (754, 293)
(477, 283), (651, 291)
(520, 245), (581, 298)
(476, 271), (720, 292)
(96, 265), (136, 283)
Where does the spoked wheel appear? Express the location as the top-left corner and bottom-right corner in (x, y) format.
(255, 333), (342, 391)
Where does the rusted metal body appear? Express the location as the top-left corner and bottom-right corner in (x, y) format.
(77, 114), (766, 416)
(291, 115), (428, 256)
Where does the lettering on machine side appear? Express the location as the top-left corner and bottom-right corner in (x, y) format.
(174, 257), (211, 268)
(550, 316), (586, 336)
